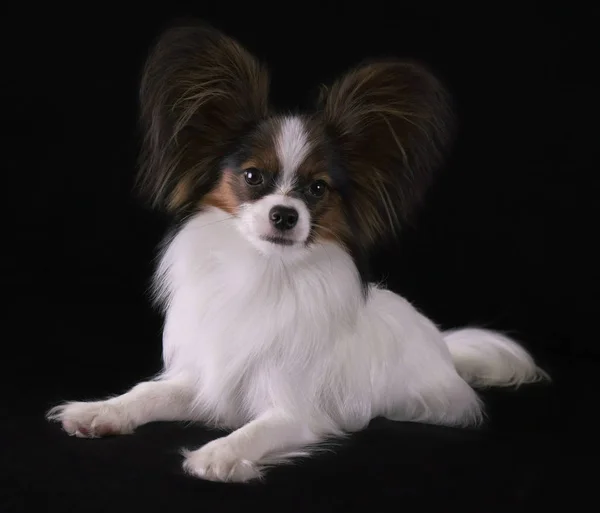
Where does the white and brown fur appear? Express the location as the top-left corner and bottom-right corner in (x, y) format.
(48, 20), (548, 483)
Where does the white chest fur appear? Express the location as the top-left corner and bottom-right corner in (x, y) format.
(152, 208), (477, 433)
(154, 208), (370, 429)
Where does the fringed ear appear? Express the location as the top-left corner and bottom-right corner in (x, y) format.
(317, 59), (455, 247)
(137, 20), (271, 212)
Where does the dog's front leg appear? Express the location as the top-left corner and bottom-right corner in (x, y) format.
(182, 410), (320, 482)
(47, 377), (196, 437)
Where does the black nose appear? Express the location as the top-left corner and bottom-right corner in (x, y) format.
(269, 206), (298, 231)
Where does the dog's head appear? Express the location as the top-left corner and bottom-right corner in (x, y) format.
(138, 20), (455, 262)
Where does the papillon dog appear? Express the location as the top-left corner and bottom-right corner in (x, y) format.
(48, 20), (548, 483)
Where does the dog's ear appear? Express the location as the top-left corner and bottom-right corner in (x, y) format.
(137, 20), (271, 212)
(317, 59), (455, 246)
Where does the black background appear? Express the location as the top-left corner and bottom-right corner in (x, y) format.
(2, 4), (597, 512)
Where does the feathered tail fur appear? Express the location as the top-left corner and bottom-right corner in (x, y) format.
(444, 328), (549, 388)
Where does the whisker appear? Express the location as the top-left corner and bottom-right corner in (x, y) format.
(312, 223), (346, 247)
(185, 215), (236, 232)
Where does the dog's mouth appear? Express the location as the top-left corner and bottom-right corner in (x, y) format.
(260, 235), (296, 246)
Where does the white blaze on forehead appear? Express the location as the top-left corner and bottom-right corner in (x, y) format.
(275, 116), (311, 192)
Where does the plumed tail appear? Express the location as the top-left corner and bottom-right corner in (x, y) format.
(444, 328), (549, 388)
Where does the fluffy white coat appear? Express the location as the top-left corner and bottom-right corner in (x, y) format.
(48, 206), (544, 482)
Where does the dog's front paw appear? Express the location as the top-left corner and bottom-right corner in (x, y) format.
(182, 438), (262, 483)
(46, 401), (134, 438)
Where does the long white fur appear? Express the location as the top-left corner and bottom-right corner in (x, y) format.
(275, 116), (311, 192)
(47, 117), (546, 483)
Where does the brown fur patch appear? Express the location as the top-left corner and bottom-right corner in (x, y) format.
(203, 171), (238, 214)
(312, 194), (351, 246)
(166, 170), (200, 212)
(240, 117), (285, 177)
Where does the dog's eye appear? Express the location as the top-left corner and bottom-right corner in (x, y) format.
(308, 180), (328, 198)
(244, 168), (264, 186)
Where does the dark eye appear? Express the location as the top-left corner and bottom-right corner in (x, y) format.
(244, 168), (263, 186)
(308, 179), (328, 198)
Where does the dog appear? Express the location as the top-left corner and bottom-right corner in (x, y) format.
(48, 20), (548, 483)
